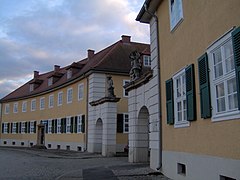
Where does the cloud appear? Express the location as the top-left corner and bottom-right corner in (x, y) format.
(0, 0), (149, 99)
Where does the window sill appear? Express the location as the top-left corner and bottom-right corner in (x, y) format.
(212, 110), (240, 122)
(174, 120), (190, 128)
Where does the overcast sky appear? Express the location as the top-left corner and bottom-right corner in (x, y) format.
(0, 0), (149, 99)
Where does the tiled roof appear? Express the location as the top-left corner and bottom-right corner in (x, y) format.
(0, 37), (150, 102)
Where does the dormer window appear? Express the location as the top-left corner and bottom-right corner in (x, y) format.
(30, 84), (34, 92)
(67, 69), (72, 79)
(48, 77), (53, 86)
(143, 55), (151, 67)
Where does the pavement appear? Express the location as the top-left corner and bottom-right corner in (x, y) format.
(0, 147), (170, 180)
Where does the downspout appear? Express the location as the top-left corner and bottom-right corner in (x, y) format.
(144, 4), (162, 170)
(0, 103), (2, 141)
(85, 76), (89, 151)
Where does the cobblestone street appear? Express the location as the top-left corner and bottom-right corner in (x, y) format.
(0, 147), (170, 180)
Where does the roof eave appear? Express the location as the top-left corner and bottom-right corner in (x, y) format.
(136, 0), (162, 23)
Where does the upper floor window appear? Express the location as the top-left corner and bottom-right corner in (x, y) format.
(78, 83), (84, 101)
(67, 70), (72, 79)
(123, 113), (129, 133)
(5, 104), (10, 114)
(13, 102), (18, 113)
(30, 84), (34, 92)
(48, 77), (53, 86)
(40, 97), (45, 110)
(168, 0), (183, 31)
(67, 88), (73, 103)
(58, 91), (63, 106)
(143, 55), (151, 67)
(49, 94), (54, 108)
(31, 99), (36, 111)
(22, 101), (27, 112)
(123, 80), (130, 97)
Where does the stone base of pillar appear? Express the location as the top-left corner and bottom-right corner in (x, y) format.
(102, 144), (116, 157)
(87, 143), (102, 153)
(128, 147), (149, 163)
(150, 148), (160, 170)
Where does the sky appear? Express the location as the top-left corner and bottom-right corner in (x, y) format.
(0, 0), (149, 99)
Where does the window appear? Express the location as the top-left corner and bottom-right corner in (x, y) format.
(143, 55), (151, 67)
(30, 121), (35, 134)
(168, 0), (183, 31)
(40, 97), (45, 110)
(123, 80), (130, 97)
(48, 120), (52, 134)
(58, 91), (63, 106)
(48, 77), (53, 86)
(66, 117), (71, 133)
(78, 83), (84, 101)
(3, 123), (8, 134)
(77, 115), (82, 133)
(207, 29), (239, 121)
(67, 69), (72, 79)
(123, 113), (129, 133)
(177, 163), (186, 175)
(67, 88), (73, 103)
(22, 101), (27, 112)
(49, 94), (54, 108)
(21, 122), (26, 134)
(5, 104), (10, 114)
(13, 102), (18, 113)
(12, 122), (17, 134)
(31, 99), (36, 111)
(173, 69), (189, 127)
(57, 118), (61, 134)
(30, 84), (34, 92)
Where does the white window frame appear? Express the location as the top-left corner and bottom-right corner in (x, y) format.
(123, 113), (129, 133)
(67, 69), (72, 79)
(48, 120), (52, 134)
(168, 0), (184, 31)
(123, 80), (130, 97)
(13, 102), (18, 113)
(58, 91), (63, 106)
(30, 121), (35, 134)
(67, 88), (73, 104)
(173, 68), (189, 128)
(49, 94), (54, 108)
(77, 115), (82, 133)
(48, 77), (53, 86)
(207, 29), (240, 122)
(21, 122), (26, 134)
(31, 99), (36, 111)
(40, 97), (45, 110)
(12, 122), (17, 134)
(66, 116), (71, 133)
(3, 123), (8, 134)
(78, 83), (84, 101)
(143, 55), (151, 67)
(57, 118), (61, 134)
(22, 101), (27, 112)
(5, 104), (10, 114)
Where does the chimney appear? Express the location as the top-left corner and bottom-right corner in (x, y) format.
(121, 35), (131, 43)
(54, 65), (60, 72)
(88, 49), (95, 59)
(34, 71), (39, 79)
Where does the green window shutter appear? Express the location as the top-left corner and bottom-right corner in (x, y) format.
(232, 27), (240, 110)
(74, 116), (78, 133)
(54, 119), (57, 133)
(165, 79), (174, 124)
(71, 117), (74, 133)
(25, 122), (28, 133)
(2, 123), (4, 133)
(62, 118), (66, 133)
(45, 120), (48, 134)
(52, 120), (55, 133)
(81, 115), (85, 133)
(16, 122), (19, 133)
(19, 122), (22, 133)
(7, 123), (10, 133)
(186, 64), (196, 121)
(34, 121), (37, 133)
(198, 53), (212, 118)
(10, 123), (13, 133)
(61, 118), (64, 133)
(117, 114), (123, 133)
(28, 122), (30, 133)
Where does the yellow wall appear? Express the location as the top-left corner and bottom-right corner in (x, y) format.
(157, 0), (240, 159)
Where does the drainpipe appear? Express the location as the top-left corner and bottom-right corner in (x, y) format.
(85, 76), (89, 151)
(144, 3), (162, 170)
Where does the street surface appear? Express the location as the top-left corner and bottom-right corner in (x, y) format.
(0, 147), (170, 179)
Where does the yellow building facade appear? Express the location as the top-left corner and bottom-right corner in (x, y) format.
(0, 35), (150, 155)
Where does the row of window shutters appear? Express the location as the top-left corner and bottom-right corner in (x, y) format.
(1, 114), (127, 134)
